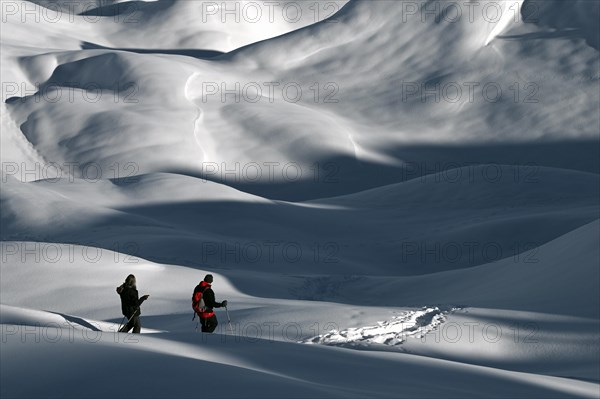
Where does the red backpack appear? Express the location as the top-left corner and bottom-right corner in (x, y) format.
(191, 282), (209, 318)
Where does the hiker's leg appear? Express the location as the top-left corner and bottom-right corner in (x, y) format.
(119, 315), (138, 333)
(120, 317), (134, 333)
(206, 315), (218, 333)
(132, 315), (141, 333)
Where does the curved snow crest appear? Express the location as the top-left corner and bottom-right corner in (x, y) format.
(303, 307), (458, 347)
(484, 0), (524, 46)
(25, 0), (351, 52)
(0, 304), (163, 334)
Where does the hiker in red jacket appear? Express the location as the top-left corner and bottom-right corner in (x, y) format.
(192, 274), (227, 333)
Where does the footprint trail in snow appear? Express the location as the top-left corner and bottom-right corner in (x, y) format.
(304, 307), (458, 347)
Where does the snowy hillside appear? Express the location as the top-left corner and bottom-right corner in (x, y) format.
(1, 0), (599, 398)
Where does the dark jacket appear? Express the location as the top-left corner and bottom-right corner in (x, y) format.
(117, 284), (146, 317)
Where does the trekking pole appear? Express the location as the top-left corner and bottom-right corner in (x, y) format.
(224, 306), (233, 335)
(192, 311), (202, 332)
(117, 316), (126, 332)
(119, 308), (139, 333)
(194, 315), (199, 332)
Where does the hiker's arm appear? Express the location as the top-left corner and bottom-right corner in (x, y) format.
(203, 289), (221, 308)
(138, 294), (149, 306)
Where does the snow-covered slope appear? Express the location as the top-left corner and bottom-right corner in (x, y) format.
(3, 0), (598, 189)
(1, 229), (599, 395)
(4, 309), (597, 398)
(2, 166), (597, 276)
(1, 0), (599, 397)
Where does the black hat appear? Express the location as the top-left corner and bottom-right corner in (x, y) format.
(204, 274), (213, 283)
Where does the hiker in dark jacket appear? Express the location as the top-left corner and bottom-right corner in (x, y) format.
(117, 274), (149, 333)
(192, 274), (227, 333)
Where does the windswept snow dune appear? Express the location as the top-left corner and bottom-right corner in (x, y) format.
(1, 166), (597, 276)
(3, 0), (599, 186)
(1, 0), (599, 397)
(284, 220), (600, 318)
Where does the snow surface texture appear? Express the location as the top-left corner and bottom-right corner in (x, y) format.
(1, 0), (599, 398)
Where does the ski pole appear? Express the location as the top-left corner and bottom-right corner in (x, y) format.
(225, 306), (233, 334)
(119, 308), (139, 333)
(117, 316), (126, 332)
(194, 313), (200, 332)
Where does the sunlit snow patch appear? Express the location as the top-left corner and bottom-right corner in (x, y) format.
(303, 307), (456, 347)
